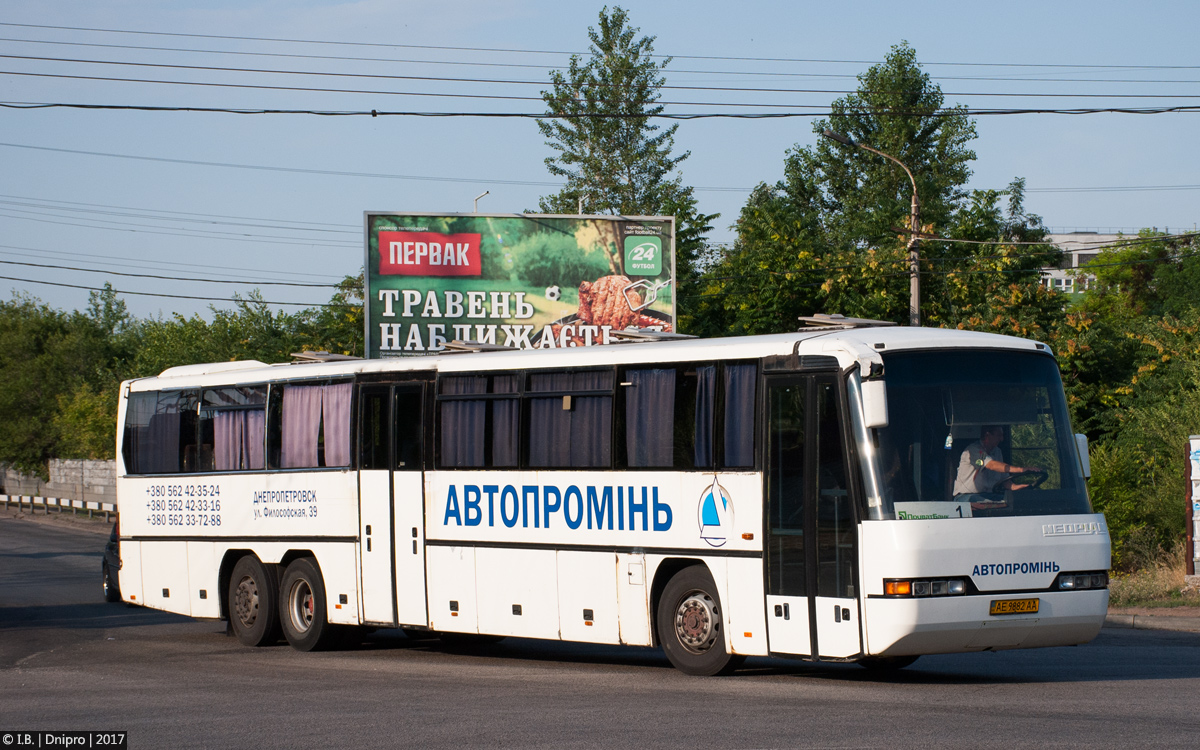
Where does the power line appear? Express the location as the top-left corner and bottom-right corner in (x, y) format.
(0, 141), (562, 187)
(9, 53), (1200, 100)
(5, 22), (1200, 70)
(0, 274), (340, 306)
(0, 258), (339, 287)
(0, 243), (340, 282)
(0, 197), (358, 235)
(1028, 184), (1200, 193)
(0, 194), (356, 230)
(1, 143), (1196, 198)
(8, 36), (1200, 85)
(0, 207), (359, 247)
(6, 101), (1200, 118)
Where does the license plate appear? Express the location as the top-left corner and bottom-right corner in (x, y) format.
(989, 598), (1039, 615)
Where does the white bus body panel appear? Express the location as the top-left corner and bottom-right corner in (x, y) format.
(477, 547), (560, 638)
(815, 596), (861, 658)
(117, 538), (143, 606)
(426, 545), (478, 633)
(139, 541), (189, 615)
(859, 513), (1110, 656)
(187, 542), (218, 618)
(358, 469), (393, 624)
(393, 472), (427, 626)
(117, 470), (358, 540)
(725, 557), (768, 656)
(615, 553), (652, 646)
(423, 470), (763, 555)
(558, 551), (620, 644)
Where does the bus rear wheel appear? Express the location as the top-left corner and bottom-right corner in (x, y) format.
(657, 566), (741, 676)
(280, 557), (337, 652)
(228, 555), (281, 647)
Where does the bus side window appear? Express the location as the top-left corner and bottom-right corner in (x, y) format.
(272, 381), (352, 470)
(693, 365), (715, 468)
(622, 368), (675, 468)
(202, 386), (267, 472)
(122, 390), (198, 474)
(527, 370), (613, 468)
(722, 363), (757, 468)
(438, 374), (518, 469)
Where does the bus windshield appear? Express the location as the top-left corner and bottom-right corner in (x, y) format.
(870, 349), (1092, 520)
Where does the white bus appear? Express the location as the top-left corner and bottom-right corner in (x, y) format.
(114, 320), (1110, 674)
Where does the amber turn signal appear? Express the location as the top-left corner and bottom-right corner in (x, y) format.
(884, 580), (912, 596)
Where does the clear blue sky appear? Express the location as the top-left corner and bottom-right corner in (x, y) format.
(2, 0), (1197, 318)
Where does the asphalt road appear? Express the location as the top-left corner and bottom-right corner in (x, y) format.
(3, 513), (1200, 750)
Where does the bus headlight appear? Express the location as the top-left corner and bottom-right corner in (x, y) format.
(1055, 571), (1108, 590)
(884, 578), (968, 597)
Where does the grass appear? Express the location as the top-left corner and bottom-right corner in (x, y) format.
(1108, 541), (1199, 608)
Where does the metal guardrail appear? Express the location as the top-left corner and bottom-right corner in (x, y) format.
(1, 493), (117, 521)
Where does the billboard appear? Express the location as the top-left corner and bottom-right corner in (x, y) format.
(364, 213), (676, 358)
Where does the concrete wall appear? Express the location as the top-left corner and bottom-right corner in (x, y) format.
(2, 459), (116, 506)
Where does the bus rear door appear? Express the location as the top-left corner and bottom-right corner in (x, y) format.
(358, 383), (429, 627)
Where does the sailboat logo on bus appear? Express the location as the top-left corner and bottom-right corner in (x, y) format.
(698, 476), (734, 547)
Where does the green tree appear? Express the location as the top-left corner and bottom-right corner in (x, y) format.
(297, 273), (365, 357)
(537, 5), (717, 317)
(1073, 230), (1200, 318)
(0, 294), (119, 473)
(694, 43), (1059, 336)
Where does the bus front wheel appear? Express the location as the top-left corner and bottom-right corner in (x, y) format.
(228, 555), (281, 647)
(280, 557), (337, 652)
(657, 566), (741, 676)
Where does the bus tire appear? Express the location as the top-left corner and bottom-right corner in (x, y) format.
(857, 655), (919, 671)
(102, 562), (121, 603)
(657, 565), (740, 676)
(280, 557), (337, 652)
(228, 555), (281, 647)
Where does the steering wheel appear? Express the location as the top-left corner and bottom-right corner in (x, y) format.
(1022, 470), (1049, 489)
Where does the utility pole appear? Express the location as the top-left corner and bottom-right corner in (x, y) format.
(822, 129), (922, 326)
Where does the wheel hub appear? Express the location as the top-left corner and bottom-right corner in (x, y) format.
(289, 580), (314, 633)
(234, 576), (259, 627)
(675, 592), (717, 654)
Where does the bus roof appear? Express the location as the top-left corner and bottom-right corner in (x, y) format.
(126, 327), (1048, 392)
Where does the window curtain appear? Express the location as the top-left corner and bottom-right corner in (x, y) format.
(215, 410), (267, 471)
(281, 385), (323, 468)
(570, 371), (612, 467)
(280, 383), (350, 469)
(214, 411), (243, 472)
(321, 382), (352, 467)
(626, 369), (674, 467)
(694, 366), (716, 467)
(491, 375), (519, 467)
(528, 372), (572, 467)
(529, 371), (612, 468)
(440, 376), (487, 467)
(724, 364), (756, 467)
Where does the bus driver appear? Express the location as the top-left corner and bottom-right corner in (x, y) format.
(954, 425), (1041, 509)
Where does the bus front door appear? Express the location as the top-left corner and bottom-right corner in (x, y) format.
(764, 374), (862, 659)
(358, 383), (428, 627)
